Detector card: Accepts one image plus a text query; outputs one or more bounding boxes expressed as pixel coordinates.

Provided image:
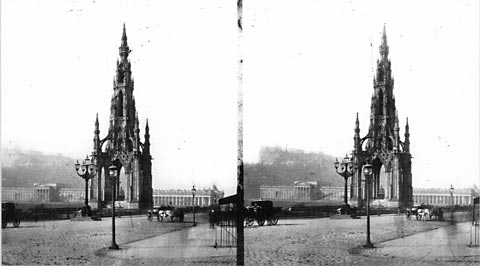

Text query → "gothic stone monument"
[90,25,153,210]
[349,26,413,210]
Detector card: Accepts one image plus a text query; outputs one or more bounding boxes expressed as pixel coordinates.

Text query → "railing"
[214,211,237,248]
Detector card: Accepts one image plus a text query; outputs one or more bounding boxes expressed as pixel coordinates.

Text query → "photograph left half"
[1,1,238,265]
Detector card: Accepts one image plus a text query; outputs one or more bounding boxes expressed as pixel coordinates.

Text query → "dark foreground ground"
[2,212,478,265]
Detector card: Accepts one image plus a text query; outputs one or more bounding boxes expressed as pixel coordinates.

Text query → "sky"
[1,0,479,195]
[1,0,238,195]
[243,0,479,190]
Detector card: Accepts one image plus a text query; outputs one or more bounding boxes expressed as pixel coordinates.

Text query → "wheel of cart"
[12,219,20,228]
[245,217,255,227]
[256,218,265,226]
[268,214,279,225]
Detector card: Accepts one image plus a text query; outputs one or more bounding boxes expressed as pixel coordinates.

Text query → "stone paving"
[2,213,479,265]
[241,215,479,266]
[96,213,479,265]
[1,215,191,265]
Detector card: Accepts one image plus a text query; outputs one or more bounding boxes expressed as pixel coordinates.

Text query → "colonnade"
[153,195,211,207]
[414,194,472,206]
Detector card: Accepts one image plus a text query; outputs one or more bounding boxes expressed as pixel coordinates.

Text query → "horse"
[416,207,431,220]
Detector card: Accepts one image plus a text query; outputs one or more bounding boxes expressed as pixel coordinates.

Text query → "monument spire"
[350,26,412,209]
[91,24,153,210]
[119,23,130,60]
[379,24,389,59]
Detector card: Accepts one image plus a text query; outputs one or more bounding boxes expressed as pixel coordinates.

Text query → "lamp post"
[74,155,98,217]
[363,163,374,248]
[192,185,197,226]
[449,184,454,225]
[334,154,358,209]
[108,165,119,250]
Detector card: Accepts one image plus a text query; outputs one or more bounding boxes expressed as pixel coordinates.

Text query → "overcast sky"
[243,0,479,190]
[1,0,238,194]
[2,0,479,195]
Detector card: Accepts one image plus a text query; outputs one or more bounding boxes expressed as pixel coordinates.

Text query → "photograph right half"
[240,0,480,264]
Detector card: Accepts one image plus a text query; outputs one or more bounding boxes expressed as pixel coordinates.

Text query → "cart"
[2,203,21,228]
[245,200,281,226]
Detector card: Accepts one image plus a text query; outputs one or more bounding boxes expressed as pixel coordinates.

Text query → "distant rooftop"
[413,187,479,195]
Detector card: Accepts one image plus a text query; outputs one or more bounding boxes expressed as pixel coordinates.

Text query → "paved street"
[2,213,478,265]
[96,214,479,265]
[1,215,191,265]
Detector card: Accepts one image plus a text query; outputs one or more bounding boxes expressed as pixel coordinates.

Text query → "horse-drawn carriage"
[2,203,22,228]
[147,205,185,222]
[406,204,443,221]
[245,200,281,226]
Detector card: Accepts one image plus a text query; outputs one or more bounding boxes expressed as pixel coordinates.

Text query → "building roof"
[413,187,478,195]
[153,186,223,196]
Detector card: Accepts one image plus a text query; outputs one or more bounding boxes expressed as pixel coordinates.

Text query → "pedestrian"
[209,208,215,228]
[394,214,405,238]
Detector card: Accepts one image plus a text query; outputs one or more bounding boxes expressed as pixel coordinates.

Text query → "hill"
[245,146,344,200]
[1,148,84,188]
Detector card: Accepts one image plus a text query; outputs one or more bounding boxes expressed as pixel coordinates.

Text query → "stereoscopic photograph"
[1,0,479,265]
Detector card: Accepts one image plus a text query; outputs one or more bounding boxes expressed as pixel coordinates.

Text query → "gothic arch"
[117,90,123,117]
[118,166,127,201]
[126,139,133,152]
[378,165,387,199]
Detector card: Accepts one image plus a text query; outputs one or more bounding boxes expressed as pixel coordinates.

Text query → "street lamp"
[449,184,454,225]
[363,162,374,248]
[192,185,197,226]
[74,155,98,216]
[108,165,119,250]
[334,154,358,210]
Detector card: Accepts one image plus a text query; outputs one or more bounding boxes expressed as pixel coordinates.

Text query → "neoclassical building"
[90,25,153,210]
[260,181,344,202]
[413,188,478,207]
[349,26,413,209]
[152,186,224,208]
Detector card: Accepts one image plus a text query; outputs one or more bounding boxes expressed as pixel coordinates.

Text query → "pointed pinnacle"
[394,111,399,128]
[379,24,389,58]
[122,23,127,41]
[94,113,100,133]
[382,24,387,45]
[95,113,99,126]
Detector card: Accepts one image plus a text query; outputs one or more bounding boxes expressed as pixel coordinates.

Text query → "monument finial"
[119,24,130,59]
[379,24,389,59]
